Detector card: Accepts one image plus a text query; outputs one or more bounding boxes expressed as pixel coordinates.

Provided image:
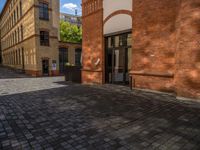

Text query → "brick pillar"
[175,0,200,99]
[82,0,104,84]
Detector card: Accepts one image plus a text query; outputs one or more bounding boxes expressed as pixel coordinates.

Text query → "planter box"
[65,66,82,83]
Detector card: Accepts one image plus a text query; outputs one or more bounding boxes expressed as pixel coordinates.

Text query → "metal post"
[129,75,133,90]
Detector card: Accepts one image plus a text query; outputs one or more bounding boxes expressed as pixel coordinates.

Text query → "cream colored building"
[0,0,60,76]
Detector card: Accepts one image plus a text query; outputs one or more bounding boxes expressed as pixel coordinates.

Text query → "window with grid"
[75,48,82,66]
[40,31,49,46]
[39,2,49,20]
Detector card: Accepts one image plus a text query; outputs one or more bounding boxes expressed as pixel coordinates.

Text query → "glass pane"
[119,35,123,46]
[108,37,112,48]
[114,49,124,82]
[108,51,112,67]
[127,48,132,70]
[127,34,132,46]
[115,36,119,47]
[75,49,82,66]
[59,48,68,73]
[122,34,127,46]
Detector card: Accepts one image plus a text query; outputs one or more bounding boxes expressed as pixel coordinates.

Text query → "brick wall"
[174,0,200,98]
[131,0,180,93]
[82,0,200,99]
[82,0,104,84]
[131,0,200,99]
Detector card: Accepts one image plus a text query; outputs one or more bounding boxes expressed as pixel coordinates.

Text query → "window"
[18,27,20,42]
[59,48,68,74]
[12,32,14,45]
[75,48,82,66]
[16,6,19,21]
[21,25,23,40]
[18,49,21,65]
[16,50,18,65]
[15,30,17,43]
[40,31,49,46]
[119,34,128,46]
[14,10,16,23]
[20,1,22,17]
[39,2,49,20]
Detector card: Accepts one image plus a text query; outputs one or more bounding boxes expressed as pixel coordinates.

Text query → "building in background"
[81,0,200,99]
[60,13,82,27]
[59,12,82,68]
[0,0,60,76]
[58,41,82,74]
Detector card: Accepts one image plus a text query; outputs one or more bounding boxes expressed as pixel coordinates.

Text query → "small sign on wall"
[52,60,57,71]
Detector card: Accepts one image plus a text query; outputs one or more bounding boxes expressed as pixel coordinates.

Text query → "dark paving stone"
[0,66,200,149]
[0,66,29,79]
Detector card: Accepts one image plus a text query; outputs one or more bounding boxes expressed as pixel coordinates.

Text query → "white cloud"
[61,2,82,15]
[62,3,78,10]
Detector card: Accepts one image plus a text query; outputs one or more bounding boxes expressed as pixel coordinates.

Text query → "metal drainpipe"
[129,75,135,90]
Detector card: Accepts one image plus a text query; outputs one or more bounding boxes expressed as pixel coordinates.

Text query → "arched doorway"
[104,13,132,84]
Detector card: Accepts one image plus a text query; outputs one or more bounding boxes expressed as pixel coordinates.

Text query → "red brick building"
[81,0,200,99]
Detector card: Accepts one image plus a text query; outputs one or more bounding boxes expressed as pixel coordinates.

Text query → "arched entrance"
[104,13,132,84]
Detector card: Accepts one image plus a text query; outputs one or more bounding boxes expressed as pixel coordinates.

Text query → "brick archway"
[103,10,132,25]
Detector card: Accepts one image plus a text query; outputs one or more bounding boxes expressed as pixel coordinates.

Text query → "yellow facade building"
[0,0,60,76]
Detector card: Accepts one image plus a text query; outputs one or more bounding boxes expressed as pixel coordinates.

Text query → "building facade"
[82,0,200,99]
[60,13,82,27]
[0,0,60,76]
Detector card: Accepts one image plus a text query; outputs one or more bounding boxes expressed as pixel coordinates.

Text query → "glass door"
[106,48,128,84]
[105,32,132,85]
[106,48,113,83]
[113,48,126,84]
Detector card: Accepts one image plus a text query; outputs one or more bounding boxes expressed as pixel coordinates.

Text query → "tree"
[60,20,82,43]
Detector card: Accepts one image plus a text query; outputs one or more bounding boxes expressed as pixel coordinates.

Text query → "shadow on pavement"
[0,66,30,79]
[0,84,200,149]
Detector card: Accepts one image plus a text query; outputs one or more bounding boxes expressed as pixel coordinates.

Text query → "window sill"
[39,18,49,21]
[40,45,50,47]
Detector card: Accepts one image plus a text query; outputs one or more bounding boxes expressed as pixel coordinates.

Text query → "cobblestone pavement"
[0,67,200,150]
[0,66,29,79]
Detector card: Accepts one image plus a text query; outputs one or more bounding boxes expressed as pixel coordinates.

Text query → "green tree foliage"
[60,20,82,43]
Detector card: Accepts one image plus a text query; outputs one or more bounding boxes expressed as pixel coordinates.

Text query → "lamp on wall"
[94,58,100,66]
[91,56,101,68]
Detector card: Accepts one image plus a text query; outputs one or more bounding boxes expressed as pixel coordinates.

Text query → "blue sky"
[0,0,6,12]
[60,0,82,15]
[0,0,82,15]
